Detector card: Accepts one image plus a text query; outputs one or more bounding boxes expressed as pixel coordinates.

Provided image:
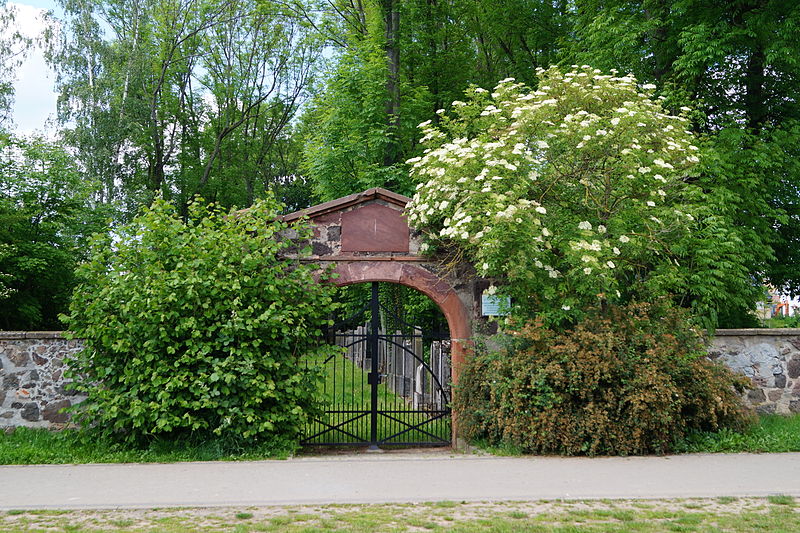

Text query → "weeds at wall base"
[676,414,800,454]
[0,427,296,465]
[3,413,799,465]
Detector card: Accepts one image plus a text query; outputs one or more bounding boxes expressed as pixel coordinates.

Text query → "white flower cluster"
[405,65,704,304]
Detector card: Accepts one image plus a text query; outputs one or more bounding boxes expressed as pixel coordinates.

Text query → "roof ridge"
[282,188,410,222]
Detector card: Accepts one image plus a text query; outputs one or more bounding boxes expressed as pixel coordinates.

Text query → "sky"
[7,0,61,135]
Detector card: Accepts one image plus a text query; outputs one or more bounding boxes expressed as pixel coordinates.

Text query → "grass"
[3,413,798,465]
[305,354,451,446]
[0,427,295,465]
[762,316,800,328]
[677,414,800,453]
[767,495,796,506]
[469,414,800,457]
[0,498,799,532]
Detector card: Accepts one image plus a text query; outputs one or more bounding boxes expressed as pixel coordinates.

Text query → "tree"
[301,0,800,316]
[0,0,32,127]
[0,133,109,330]
[299,0,478,201]
[406,66,765,327]
[458,0,569,87]
[47,0,321,216]
[64,196,338,443]
[566,0,800,300]
[301,38,414,200]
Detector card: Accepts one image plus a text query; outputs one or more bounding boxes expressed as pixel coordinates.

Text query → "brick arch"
[329,261,471,445]
[330,261,472,343]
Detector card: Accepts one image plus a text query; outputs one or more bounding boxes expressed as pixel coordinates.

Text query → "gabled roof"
[282,188,411,222]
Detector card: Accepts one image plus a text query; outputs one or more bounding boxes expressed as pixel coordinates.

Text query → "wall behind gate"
[2,329,799,429]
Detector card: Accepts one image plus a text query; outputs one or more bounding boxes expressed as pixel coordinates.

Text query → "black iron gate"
[302,282,452,448]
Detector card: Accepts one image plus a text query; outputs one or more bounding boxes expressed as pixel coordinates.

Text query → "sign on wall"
[481,293,510,316]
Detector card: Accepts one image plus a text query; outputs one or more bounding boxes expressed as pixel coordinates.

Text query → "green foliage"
[0,0,31,127]
[331,282,447,335]
[764,315,800,329]
[299,0,485,202]
[302,40,413,201]
[757,314,800,328]
[566,0,800,299]
[0,133,109,329]
[456,301,753,456]
[63,196,338,444]
[759,122,800,297]
[47,0,319,216]
[407,67,761,327]
[0,427,295,464]
[678,414,800,454]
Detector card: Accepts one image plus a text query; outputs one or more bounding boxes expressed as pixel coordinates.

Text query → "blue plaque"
[481,293,510,316]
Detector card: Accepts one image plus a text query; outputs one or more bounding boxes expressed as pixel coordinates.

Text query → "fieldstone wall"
[2,328,799,429]
[710,329,800,415]
[0,332,85,429]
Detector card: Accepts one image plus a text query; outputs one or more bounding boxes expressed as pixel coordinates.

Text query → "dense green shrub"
[456,301,753,455]
[64,196,338,445]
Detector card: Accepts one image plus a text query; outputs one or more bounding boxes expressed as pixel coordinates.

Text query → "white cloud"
[7,2,59,136]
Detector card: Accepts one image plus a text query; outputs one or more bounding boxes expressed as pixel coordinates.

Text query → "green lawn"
[0,405,797,465]
[0,497,797,532]
[304,354,451,446]
[0,427,295,465]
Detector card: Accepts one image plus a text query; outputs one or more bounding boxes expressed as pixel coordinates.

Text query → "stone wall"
[0,332,85,429]
[2,328,800,430]
[710,329,800,415]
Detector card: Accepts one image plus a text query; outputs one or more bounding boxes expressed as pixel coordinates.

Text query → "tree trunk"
[382,0,400,168]
[744,45,767,133]
[643,0,674,83]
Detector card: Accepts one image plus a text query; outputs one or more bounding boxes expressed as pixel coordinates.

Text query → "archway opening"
[302,281,452,448]
[332,281,448,334]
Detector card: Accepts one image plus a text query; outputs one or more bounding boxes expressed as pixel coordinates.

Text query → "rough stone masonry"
[1,329,800,429]
[710,329,800,415]
[0,332,85,429]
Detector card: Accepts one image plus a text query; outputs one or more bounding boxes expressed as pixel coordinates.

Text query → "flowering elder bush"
[406,65,747,324]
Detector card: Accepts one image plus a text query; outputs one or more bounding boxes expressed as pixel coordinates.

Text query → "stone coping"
[714,328,800,336]
[0,331,66,340]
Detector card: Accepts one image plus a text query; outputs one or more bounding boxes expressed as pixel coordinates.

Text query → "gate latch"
[368,372,382,385]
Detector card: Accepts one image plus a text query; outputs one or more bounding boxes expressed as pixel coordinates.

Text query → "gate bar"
[369,281,380,450]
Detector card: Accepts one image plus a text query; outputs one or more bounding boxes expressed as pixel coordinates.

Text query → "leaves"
[63,195,338,444]
[0,133,110,329]
[406,67,754,327]
[456,301,753,456]
[47,0,320,217]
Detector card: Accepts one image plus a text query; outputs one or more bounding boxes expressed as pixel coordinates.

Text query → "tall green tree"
[565,0,800,309]
[47,0,321,217]
[300,0,479,200]
[0,133,109,329]
[0,0,32,127]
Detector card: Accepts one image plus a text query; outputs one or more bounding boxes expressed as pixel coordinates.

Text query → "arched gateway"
[282,188,485,448]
